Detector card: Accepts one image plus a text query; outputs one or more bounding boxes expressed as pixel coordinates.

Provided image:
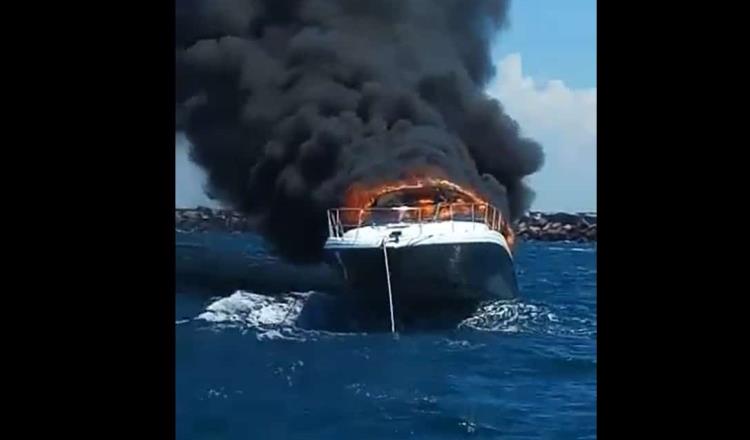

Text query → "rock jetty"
[176,207,256,232]
[515,212,596,242]
[176,208,596,242]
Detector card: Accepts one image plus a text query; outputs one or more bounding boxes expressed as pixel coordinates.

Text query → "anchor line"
[381,238,396,333]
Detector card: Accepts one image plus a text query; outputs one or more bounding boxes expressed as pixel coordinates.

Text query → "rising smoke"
[176,0,544,262]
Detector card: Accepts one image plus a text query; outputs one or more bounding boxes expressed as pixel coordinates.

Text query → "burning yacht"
[323,178,519,327]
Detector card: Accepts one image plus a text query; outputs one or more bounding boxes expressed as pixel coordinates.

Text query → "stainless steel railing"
[326,203,507,238]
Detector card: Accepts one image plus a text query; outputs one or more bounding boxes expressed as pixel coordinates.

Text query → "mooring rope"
[382,238,396,333]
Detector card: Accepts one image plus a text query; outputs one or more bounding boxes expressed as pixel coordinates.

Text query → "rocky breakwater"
[515,212,596,242]
[176,207,256,233]
[176,208,596,242]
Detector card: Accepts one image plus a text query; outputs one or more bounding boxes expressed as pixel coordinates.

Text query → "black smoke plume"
[176,0,544,262]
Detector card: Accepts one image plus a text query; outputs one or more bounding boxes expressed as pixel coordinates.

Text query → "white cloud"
[486,53,596,212]
[175,132,223,209]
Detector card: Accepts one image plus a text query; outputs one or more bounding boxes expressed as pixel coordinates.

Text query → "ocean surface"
[176,239,597,439]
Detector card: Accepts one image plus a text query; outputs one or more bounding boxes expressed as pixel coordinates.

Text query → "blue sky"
[487,0,597,212]
[495,0,596,89]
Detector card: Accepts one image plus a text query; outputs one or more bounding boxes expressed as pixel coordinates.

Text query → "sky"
[487,0,597,212]
[176,132,221,209]
[176,0,597,212]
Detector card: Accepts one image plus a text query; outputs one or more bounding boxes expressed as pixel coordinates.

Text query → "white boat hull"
[323,221,519,309]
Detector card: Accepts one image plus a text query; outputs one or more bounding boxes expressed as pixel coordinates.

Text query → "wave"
[194,290,312,340]
[544,246,596,252]
[458,300,595,337]
[458,301,555,333]
[185,289,595,341]
[192,290,371,340]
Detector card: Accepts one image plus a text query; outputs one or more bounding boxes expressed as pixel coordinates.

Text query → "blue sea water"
[176,240,596,439]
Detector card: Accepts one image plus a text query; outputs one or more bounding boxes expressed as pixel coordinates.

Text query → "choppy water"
[176,240,596,439]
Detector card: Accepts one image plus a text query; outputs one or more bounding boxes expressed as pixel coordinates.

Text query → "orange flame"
[340,170,515,248]
[343,176,484,211]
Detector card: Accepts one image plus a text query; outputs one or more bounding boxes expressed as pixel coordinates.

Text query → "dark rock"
[545,212,581,224]
[512,211,596,242]
[582,214,597,225]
